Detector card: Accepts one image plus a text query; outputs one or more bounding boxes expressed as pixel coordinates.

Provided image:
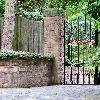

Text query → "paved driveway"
[0,85,100,100]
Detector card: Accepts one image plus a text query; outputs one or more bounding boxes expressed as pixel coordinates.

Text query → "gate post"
[94,66,99,85]
[43,9,64,84]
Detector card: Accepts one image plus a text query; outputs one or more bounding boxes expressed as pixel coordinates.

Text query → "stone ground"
[0,85,100,100]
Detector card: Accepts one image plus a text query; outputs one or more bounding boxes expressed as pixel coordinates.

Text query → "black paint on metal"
[94,66,99,85]
[95,29,98,47]
[63,14,99,85]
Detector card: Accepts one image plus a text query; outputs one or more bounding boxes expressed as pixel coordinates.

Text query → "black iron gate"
[63,15,100,85]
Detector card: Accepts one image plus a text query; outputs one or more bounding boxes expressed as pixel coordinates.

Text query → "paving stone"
[0,85,100,100]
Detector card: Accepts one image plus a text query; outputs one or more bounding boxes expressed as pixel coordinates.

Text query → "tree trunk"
[1,0,16,50]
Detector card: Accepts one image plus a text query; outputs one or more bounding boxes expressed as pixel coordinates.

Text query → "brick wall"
[62,66,94,84]
[0,59,55,88]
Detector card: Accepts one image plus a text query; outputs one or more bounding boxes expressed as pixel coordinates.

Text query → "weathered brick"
[0,59,55,88]
[44,16,64,84]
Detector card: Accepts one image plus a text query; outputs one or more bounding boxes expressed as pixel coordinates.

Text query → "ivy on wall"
[0,49,54,60]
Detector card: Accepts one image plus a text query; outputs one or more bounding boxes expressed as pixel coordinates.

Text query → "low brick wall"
[61,66,94,84]
[0,59,56,88]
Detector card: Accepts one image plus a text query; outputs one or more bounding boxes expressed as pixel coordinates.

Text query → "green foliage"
[0,0,5,17]
[44,0,80,9]
[88,47,100,67]
[87,1,100,21]
[17,8,43,20]
[16,0,43,20]
[86,1,100,29]
[0,49,54,60]
[85,47,100,74]
[1,0,99,22]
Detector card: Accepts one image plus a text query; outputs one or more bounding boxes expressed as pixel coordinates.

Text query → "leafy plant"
[0,49,54,60]
[16,0,43,20]
[87,47,100,72]
[0,0,5,17]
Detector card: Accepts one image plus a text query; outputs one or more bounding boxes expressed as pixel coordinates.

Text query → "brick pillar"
[44,15,64,84]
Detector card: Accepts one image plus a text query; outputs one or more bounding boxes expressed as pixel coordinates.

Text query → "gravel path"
[0,85,100,100]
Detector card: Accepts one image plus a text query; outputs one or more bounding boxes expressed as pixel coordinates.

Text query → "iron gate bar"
[71,21,73,61]
[70,67,73,84]
[71,45,73,61]
[32,18,34,52]
[83,66,85,84]
[77,17,80,63]
[77,66,79,84]
[88,74,90,84]
[68,36,71,60]
[90,19,91,42]
[27,19,30,52]
[98,72,100,84]
[94,66,99,84]
[95,29,98,47]
[85,14,86,34]
[77,17,80,84]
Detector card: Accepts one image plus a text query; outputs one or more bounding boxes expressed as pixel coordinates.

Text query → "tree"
[1,0,16,49]
[18,0,99,21]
